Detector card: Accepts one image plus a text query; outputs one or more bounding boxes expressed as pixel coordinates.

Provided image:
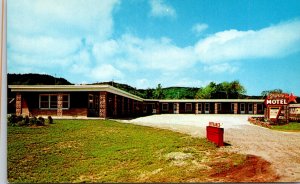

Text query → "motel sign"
[264,93,297,123]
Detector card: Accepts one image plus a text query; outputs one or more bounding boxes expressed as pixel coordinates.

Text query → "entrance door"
[88,93,99,117]
[205,103,210,114]
[198,103,202,114]
[240,103,245,114]
[248,103,253,114]
[173,103,178,114]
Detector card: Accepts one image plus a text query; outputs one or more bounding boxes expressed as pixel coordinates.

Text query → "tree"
[261,89,283,97]
[229,80,246,99]
[153,84,165,99]
[195,82,216,99]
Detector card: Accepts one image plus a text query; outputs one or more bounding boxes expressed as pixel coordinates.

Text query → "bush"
[8,115,48,127]
[7,114,18,126]
[23,116,30,126]
[37,117,45,126]
[48,116,53,124]
[29,116,37,126]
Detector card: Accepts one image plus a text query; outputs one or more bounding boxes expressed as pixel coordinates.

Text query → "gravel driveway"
[118,114,300,182]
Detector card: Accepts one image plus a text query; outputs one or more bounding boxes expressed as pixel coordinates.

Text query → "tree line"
[8,73,287,99]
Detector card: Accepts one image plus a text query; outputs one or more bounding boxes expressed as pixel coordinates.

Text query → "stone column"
[214,103,218,114]
[253,103,257,114]
[99,92,107,118]
[195,103,198,114]
[234,103,238,114]
[57,93,63,117]
[16,93,22,116]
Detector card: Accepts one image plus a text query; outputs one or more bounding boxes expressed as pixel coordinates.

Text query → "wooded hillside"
[8,73,263,99]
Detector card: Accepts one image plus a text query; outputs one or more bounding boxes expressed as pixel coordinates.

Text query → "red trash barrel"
[206,126,224,147]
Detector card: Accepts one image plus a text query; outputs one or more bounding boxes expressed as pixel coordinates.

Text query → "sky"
[7,0,300,96]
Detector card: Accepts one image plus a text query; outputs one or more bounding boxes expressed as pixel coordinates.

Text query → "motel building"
[8,85,265,118]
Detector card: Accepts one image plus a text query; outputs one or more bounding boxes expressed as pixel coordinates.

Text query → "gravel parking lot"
[118,114,300,182]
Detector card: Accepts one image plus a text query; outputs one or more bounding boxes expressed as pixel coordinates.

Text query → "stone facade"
[99,91,107,118]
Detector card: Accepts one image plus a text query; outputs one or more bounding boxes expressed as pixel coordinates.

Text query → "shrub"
[23,116,30,126]
[29,116,38,126]
[7,114,18,126]
[48,116,53,124]
[37,117,45,126]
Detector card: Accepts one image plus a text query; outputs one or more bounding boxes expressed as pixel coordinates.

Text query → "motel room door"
[205,103,210,114]
[88,93,99,117]
[240,103,245,114]
[248,103,253,114]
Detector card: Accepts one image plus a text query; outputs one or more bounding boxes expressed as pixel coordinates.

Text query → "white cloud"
[90,64,124,81]
[204,63,238,74]
[119,34,197,71]
[149,0,176,18]
[194,20,300,63]
[8,0,120,41]
[192,23,208,35]
[93,40,120,63]
[9,35,81,58]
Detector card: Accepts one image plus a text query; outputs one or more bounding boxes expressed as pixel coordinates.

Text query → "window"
[185,103,192,112]
[50,95,57,108]
[198,103,202,112]
[62,95,70,109]
[240,103,245,112]
[40,95,49,109]
[39,94,69,109]
[248,103,253,112]
[162,103,169,111]
[205,103,210,113]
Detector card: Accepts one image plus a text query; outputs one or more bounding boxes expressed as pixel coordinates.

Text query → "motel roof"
[9,85,265,103]
[8,85,144,102]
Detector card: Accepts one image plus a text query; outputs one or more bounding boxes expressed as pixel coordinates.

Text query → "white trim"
[205,103,210,114]
[9,85,143,102]
[198,103,202,113]
[248,103,253,114]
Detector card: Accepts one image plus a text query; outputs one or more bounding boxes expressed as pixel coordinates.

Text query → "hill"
[8,73,72,85]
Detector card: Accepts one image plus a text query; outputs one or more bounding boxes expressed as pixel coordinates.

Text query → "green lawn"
[271,122,300,132]
[8,119,245,183]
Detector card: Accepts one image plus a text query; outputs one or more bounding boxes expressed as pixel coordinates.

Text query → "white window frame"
[205,103,210,113]
[185,103,192,112]
[162,103,169,111]
[39,94,70,110]
[248,103,253,113]
[240,103,245,114]
[62,94,70,109]
[198,103,202,113]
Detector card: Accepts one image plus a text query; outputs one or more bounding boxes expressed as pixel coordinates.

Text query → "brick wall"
[31,108,88,117]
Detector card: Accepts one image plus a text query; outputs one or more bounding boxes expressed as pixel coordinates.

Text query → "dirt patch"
[211,155,280,182]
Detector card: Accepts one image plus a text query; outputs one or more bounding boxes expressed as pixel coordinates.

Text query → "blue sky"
[7,0,300,96]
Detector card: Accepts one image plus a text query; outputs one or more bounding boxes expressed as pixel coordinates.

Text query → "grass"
[270,122,300,132]
[8,119,246,183]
